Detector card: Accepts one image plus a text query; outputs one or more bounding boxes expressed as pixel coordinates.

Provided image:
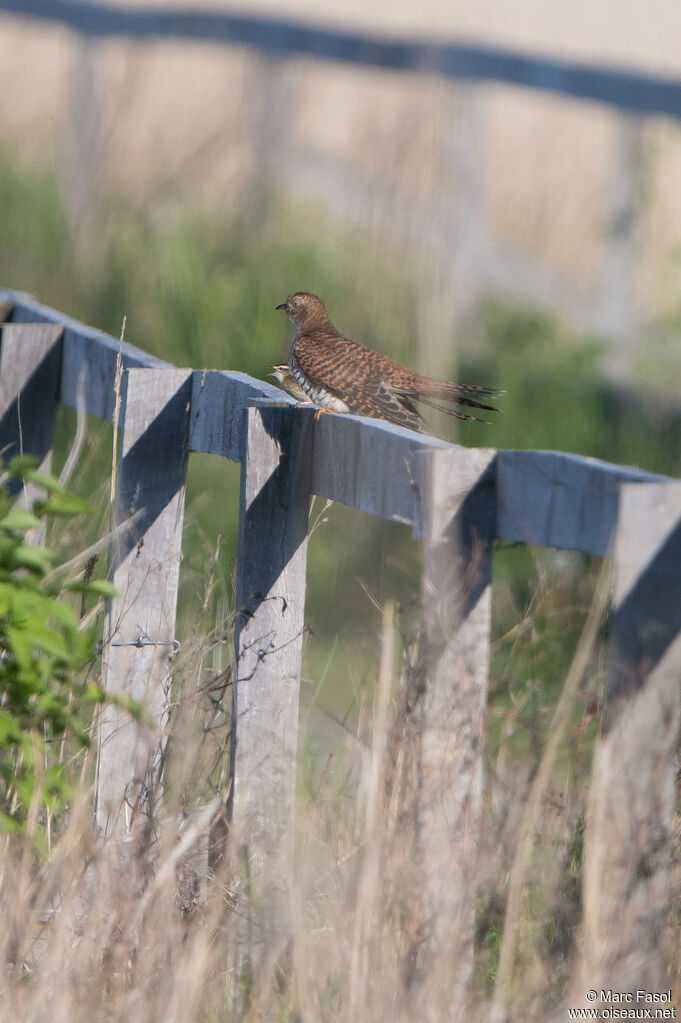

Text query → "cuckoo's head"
[276,292,332,331]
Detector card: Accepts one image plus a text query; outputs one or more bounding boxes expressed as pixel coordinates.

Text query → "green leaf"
[0,710,24,745]
[41,763,68,801]
[33,493,93,518]
[0,534,22,561]
[8,546,57,576]
[7,586,46,623]
[45,599,78,632]
[64,579,118,598]
[7,454,41,477]
[21,469,66,495]
[0,464,140,847]
[0,509,41,533]
[0,580,15,614]
[5,624,35,671]
[28,625,68,661]
[0,810,25,835]
[37,693,68,732]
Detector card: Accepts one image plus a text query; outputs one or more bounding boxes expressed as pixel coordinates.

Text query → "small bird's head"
[276,292,331,331]
[269,364,289,385]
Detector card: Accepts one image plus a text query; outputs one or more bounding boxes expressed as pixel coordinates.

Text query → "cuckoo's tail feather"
[414,375,503,404]
[395,375,503,416]
[413,394,495,424]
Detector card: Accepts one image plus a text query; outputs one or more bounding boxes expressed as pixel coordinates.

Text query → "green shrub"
[0,456,119,839]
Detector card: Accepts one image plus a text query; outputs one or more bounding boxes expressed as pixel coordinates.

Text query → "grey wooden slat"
[95,368,192,837]
[306,407,448,528]
[60,326,166,421]
[230,405,312,884]
[189,376,447,525]
[0,290,169,420]
[3,1,681,120]
[188,369,295,462]
[408,446,496,1002]
[190,376,675,546]
[293,418,673,547]
[582,481,681,993]
[496,448,668,555]
[0,323,63,499]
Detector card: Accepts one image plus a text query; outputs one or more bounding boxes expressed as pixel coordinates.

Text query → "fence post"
[63,28,100,237]
[229,405,312,894]
[95,367,192,837]
[581,481,681,994]
[447,83,487,316]
[596,113,644,372]
[0,322,64,500]
[248,54,294,231]
[408,445,496,1004]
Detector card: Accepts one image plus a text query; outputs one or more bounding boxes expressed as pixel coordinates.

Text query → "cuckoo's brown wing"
[291,333,435,433]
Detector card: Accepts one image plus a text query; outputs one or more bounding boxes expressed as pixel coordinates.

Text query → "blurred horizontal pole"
[2,0,681,120]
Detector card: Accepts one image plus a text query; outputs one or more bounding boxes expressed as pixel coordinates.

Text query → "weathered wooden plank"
[188,369,294,462]
[0,323,63,498]
[230,405,312,884]
[0,290,169,420]
[310,424,672,546]
[406,445,496,1004]
[581,482,681,994]
[189,374,447,522]
[308,407,449,526]
[6,2,681,120]
[496,448,668,555]
[189,377,447,522]
[95,368,192,837]
[60,325,168,421]
[191,378,674,546]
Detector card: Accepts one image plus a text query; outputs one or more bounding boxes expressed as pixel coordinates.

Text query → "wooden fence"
[1,289,680,1002]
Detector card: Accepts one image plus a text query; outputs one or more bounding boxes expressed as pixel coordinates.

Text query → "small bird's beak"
[275,302,287,310]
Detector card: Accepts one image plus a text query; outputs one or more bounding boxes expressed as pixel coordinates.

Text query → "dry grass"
[0,397,679,1021]
[1,551,679,1023]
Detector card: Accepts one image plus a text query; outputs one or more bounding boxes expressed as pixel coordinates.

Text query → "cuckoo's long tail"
[404,375,503,416]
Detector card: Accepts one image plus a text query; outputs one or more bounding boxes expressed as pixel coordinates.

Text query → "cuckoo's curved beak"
[275,302,287,310]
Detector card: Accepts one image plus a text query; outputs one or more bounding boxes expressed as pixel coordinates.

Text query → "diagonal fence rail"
[1,288,679,1005]
[3,0,681,119]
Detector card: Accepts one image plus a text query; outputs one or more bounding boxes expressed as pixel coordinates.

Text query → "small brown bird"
[275,292,501,434]
[269,364,311,403]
